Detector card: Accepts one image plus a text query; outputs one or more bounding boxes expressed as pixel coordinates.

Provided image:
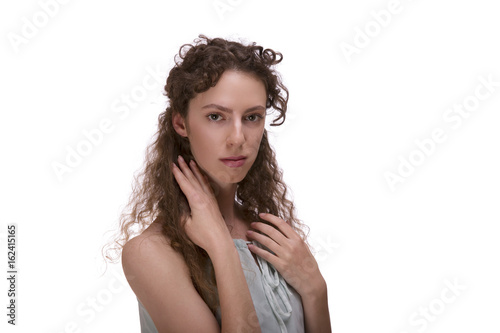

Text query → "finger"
[188,159,213,195]
[172,162,196,198]
[249,222,288,247]
[246,229,282,257]
[177,155,196,183]
[247,243,281,268]
[258,213,297,239]
[176,155,203,190]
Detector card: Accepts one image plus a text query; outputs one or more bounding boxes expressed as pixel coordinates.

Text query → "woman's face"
[173,70,267,187]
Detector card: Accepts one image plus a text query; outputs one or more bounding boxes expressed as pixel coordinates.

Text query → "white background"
[1,0,499,332]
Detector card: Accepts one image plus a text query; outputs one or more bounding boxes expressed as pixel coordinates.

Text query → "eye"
[247,114,264,122]
[207,113,223,122]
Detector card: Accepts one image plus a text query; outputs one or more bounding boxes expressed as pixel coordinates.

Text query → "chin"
[221,173,247,185]
[208,170,248,188]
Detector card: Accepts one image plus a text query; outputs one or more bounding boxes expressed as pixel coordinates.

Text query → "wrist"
[205,235,237,259]
[301,274,327,301]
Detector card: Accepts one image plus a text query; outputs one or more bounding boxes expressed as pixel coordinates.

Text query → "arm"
[207,237,262,332]
[301,276,331,333]
[122,232,219,332]
[122,230,261,333]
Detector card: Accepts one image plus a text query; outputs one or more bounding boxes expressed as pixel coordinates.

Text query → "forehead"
[189,70,267,111]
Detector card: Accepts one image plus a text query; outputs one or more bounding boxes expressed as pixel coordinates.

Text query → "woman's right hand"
[172,155,231,253]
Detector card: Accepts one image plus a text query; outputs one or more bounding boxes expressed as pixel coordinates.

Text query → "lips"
[221,155,246,161]
[220,156,247,168]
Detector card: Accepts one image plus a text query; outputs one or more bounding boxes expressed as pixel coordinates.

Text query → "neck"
[215,184,238,224]
[210,181,244,230]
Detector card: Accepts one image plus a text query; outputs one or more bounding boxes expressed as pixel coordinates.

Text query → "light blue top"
[138,238,305,332]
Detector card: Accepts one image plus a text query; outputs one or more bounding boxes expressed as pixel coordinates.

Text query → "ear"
[172,112,188,138]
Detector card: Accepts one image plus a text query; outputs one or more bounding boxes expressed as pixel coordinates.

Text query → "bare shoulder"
[121,219,219,332]
[122,220,186,273]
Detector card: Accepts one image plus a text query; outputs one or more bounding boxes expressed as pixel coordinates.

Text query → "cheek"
[247,132,265,162]
[253,128,265,148]
[188,127,218,165]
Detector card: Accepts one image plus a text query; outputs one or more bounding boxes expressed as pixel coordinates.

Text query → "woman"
[102,35,331,332]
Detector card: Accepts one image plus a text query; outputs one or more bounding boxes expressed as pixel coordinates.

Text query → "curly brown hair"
[101,34,309,315]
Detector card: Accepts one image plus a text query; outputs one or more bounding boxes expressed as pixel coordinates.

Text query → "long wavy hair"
[102,34,309,315]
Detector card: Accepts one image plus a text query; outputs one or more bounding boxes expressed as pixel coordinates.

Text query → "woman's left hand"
[246,213,325,298]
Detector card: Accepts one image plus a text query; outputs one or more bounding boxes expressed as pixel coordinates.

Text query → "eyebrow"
[201,103,266,113]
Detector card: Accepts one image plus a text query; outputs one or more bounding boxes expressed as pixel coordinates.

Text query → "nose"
[226,119,245,146]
